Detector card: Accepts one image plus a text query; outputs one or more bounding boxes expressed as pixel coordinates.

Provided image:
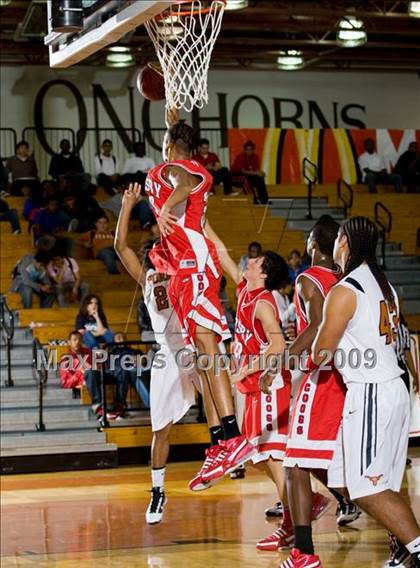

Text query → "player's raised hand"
[158,205,178,236]
[122,183,142,208]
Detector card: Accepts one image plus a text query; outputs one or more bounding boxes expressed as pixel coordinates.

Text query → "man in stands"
[358,138,403,193]
[122,142,155,189]
[6,141,39,196]
[192,138,236,196]
[394,141,420,193]
[10,250,55,308]
[49,139,91,194]
[95,139,121,195]
[288,249,309,284]
[32,196,73,256]
[238,241,262,273]
[231,140,268,204]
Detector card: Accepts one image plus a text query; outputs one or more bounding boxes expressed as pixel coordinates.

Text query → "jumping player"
[115,184,200,524]
[280,216,360,567]
[312,216,420,568]
[144,112,254,489]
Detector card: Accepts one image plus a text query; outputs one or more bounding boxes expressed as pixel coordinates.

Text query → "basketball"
[136,64,165,101]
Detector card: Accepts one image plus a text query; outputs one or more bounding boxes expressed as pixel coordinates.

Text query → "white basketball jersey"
[336,264,401,384]
[144,269,185,352]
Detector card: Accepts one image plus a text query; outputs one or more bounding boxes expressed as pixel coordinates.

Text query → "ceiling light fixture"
[408,1,420,16]
[109,45,131,53]
[106,52,135,67]
[225,0,249,10]
[277,50,304,70]
[336,16,367,47]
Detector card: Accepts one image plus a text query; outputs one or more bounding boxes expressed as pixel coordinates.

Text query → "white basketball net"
[145,1,226,112]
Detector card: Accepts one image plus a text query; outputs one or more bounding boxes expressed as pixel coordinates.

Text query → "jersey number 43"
[378,300,399,345]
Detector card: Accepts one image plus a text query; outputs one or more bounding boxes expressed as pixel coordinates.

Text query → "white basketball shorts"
[328,378,410,500]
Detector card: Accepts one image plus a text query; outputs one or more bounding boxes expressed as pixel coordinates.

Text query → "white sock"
[151,467,165,489]
[406,535,420,555]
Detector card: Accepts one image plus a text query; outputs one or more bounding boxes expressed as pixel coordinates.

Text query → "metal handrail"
[32,338,48,431]
[0,295,15,387]
[302,158,318,220]
[337,178,354,218]
[374,201,393,269]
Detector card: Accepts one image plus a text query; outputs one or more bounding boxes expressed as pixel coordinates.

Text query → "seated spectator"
[32,196,73,256]
[358,138,403,193]
[238,241,262,273]
[0,198,21,234]
[10,250,55,308]
[59,330,91,398]
[273,278,296,341]
[287,249,309,284]
[76,294,114,349]
[193,138,237,196]
[23,190,45,222]
[122,142,155,190]
[6,141,39,196]
[0,159,9,196]
[47,253,89,308]
[101,187,155,231]
[81,214,120,274]
[394,141,420,193]
[49,139,91,194]
[61,194,100,233]
[231,141,268,204]
[95,139,121,195]
[107,332,151,413]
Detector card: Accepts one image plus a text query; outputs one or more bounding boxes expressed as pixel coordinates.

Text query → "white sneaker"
[146,487,167,524]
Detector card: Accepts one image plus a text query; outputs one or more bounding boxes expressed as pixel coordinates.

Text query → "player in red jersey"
[280,216,360,568]
[144,111,254,490]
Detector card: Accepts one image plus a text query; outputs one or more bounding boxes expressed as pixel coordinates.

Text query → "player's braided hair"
[341,216,395,307]
[262,251,289,291]
[168,120,196,154]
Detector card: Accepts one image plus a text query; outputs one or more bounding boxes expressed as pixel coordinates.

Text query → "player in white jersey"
[115,184,199,526]
[311,216,420,568]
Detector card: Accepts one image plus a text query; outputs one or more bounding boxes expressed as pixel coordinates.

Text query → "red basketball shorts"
[242,383,291,464]
[168,270,231,349]
[284,366,346,470]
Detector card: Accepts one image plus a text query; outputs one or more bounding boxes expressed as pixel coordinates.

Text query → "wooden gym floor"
[1,451,419,568]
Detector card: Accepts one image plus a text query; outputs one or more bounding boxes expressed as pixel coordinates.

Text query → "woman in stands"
[75,294,114,349]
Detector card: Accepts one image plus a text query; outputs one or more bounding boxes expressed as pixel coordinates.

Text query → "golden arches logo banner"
[227,129,420,184]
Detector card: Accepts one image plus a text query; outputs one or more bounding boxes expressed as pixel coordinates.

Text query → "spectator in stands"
[0,198,21,234]
[10,250,55,308]
[122,142,155,190]
[49,139,91,194]
[193,138,236,196]
[81,214,120,274]
[60,194,99,233]
[273,277,296,341]
[394,141,420,193]
[47,253,89,307]
[6,141,39,196]
[100,187,155,231]
[76,294,114,349]
[287,249,309,284]
[95,139,121,195]
[59,330,91,399]
[238,241,262,273]
[107,332,151,412]
[231,141,268,204]
[358,138,403,193]
[32,196,73,256]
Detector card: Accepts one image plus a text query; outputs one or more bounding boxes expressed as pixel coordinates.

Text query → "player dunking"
[144,111,254,489]
[115,184,201,524]
[311,216,420,568]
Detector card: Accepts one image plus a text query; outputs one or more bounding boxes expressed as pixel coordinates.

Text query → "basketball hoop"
[145,0,226,112]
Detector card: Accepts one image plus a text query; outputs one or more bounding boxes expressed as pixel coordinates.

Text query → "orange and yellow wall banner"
[227,128,420,184]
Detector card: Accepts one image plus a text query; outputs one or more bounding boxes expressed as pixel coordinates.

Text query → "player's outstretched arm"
[204,221,241,284]
[311,285,356,367]
[114,183,146,288]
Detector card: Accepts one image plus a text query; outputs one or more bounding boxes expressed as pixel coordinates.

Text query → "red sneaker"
[257,525,294,551]
[279,548,322,567]
[202,435,255,483]
[311,492,330,521]
[188,445,225,491]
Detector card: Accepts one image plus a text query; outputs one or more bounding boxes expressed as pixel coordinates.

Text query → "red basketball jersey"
[145,159,220,277]
[294,266,339,334]
[233,280,288,394]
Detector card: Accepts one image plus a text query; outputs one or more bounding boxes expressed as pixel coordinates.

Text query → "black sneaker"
[336,500,361,526]
[264,501,284,517]
[145,487,167,525]
[384,534,413,567]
